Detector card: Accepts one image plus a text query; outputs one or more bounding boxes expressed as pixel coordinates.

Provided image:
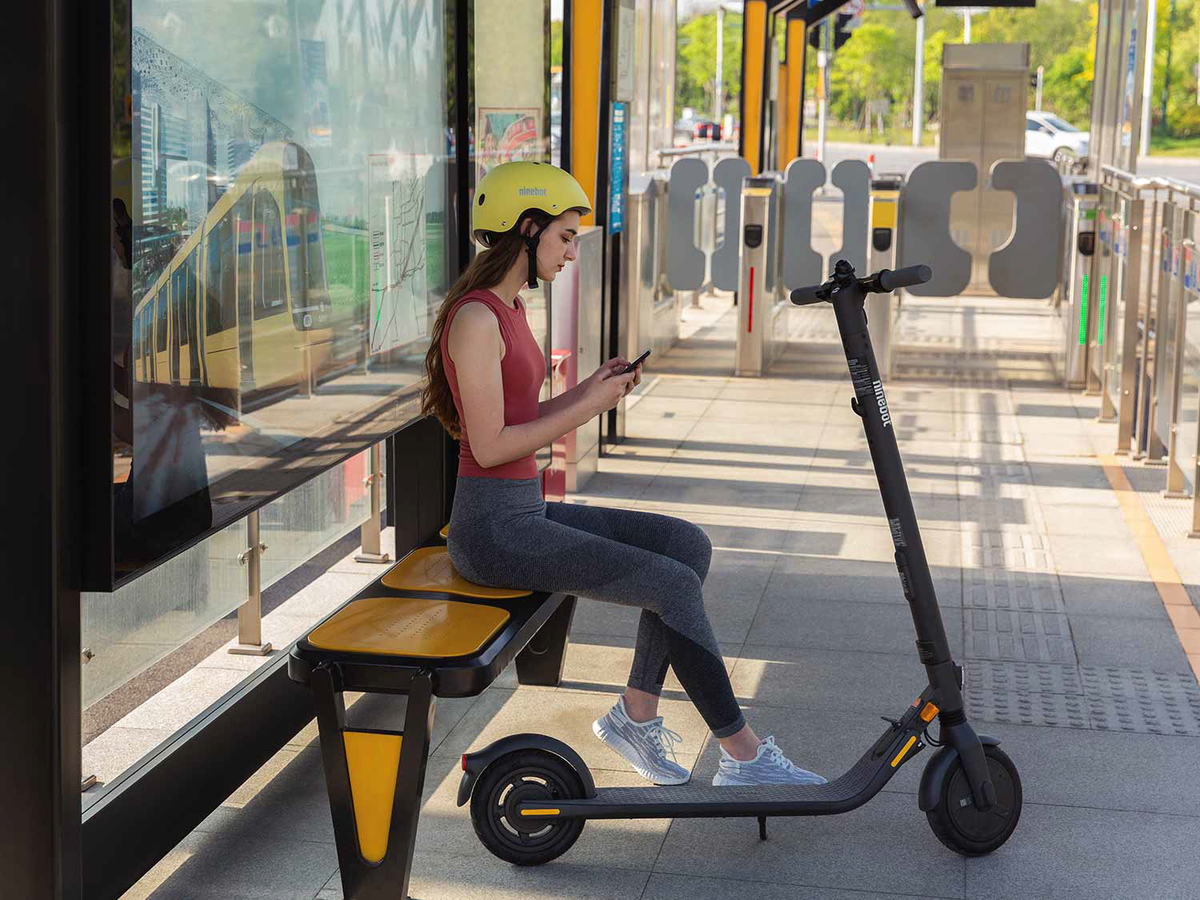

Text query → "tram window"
[186,248,199,345]
[285,170,326,327]
[132,314,141,372]
[156,286,168,353]
[173,267,187,346]
[143,308,153,372]
[253,190,287,320]
[206,214,236,336]
[205,226,222,335]
[236,196,252,320]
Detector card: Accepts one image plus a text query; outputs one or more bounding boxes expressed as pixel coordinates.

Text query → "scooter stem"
[826,263,997,811]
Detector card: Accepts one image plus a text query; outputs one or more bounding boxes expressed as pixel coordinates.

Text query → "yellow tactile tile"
[1099,456,1200,684]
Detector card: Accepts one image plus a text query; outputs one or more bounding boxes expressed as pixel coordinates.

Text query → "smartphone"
[621,349,651,375]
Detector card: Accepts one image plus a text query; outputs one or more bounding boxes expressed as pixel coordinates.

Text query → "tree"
[676,11,743,118]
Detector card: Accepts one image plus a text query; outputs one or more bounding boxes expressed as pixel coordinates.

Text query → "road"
[814,140,1199,182]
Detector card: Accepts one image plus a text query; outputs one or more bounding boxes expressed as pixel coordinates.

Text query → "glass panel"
[551,0,564,168]
[82,447,381,800]
[259,448,375,590]
[81,516,248,710]
[116,0,450,585]
[473,0,552,467]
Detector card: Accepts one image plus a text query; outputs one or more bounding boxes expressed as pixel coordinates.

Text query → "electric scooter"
[457,261,1022,863]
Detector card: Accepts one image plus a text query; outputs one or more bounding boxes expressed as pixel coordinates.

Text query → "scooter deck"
[519,728,923,820]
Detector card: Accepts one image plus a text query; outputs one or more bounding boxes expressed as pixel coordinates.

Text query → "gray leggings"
[447,476,746,738]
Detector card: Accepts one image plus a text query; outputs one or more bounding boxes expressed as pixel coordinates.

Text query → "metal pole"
[964,8,971,44]
[1141,0,1157,158]
[715,5,725,125]
[229,510,273,656]
[355,442,391,563]
[913,7,925,147]
[1035,65,1044,111]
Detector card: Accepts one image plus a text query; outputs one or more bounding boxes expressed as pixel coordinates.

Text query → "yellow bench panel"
[439,524,449,539]
[307,596,511,658]
[343,730,402,863]
[381,547,531,599]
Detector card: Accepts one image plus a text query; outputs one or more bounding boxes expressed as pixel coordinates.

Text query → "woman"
[422,161,824,788]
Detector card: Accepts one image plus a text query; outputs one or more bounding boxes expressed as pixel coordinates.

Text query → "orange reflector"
[520,808,560,816]
[920,702,939,722]
[461,754,467,772]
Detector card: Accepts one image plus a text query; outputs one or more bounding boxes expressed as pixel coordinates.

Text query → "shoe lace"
[646,723,684,765]
[761,737,799,773]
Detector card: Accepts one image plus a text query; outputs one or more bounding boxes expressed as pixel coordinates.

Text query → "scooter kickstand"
[758,816,768,841]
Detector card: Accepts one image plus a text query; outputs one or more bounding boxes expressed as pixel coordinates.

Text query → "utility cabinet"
[939,43,1030,294]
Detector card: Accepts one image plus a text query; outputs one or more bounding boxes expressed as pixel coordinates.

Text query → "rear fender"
[457,733,597,807]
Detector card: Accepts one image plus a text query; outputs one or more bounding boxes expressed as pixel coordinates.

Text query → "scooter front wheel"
[470,749,586,866]
[925,744,1022,856]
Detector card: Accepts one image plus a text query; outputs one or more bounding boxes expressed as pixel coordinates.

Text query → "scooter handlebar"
[876,265,931,292]
[790,284,830,306]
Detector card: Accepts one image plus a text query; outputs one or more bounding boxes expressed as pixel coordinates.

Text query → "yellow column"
[741,0,767,175]
[571,0,604,226]
[785,15,806,168]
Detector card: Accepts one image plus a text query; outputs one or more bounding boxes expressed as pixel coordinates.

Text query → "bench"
[287,530,577,900]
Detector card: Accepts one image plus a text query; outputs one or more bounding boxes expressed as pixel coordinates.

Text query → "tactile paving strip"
[965,660,1084,695]
[1085,694,1200,736]
[964,608,1076,664]
[965,686,1091,729]
[1079,666,1200,698]
[962,661,1200,733]
[962,568,1065,614]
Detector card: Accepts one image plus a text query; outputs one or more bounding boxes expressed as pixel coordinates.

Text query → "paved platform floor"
[123,295,1200,900]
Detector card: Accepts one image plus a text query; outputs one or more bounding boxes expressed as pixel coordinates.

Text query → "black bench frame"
[288,536,577,900]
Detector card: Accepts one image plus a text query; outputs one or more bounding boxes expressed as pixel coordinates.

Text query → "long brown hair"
[421,209,553,438]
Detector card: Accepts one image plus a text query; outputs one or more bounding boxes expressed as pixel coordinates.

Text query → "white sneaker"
[712,736,828,787]
[592,696,691,786]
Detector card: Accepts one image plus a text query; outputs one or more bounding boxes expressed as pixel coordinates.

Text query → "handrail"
[656,142,739,159]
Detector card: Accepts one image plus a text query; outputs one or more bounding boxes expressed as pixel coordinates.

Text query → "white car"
[1025,111,1090,164]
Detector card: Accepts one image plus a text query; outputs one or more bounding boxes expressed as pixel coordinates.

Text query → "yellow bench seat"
[380,547,531,600]
[306,596,511,659]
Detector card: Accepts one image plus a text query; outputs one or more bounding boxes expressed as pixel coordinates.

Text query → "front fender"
[456,733,597,807]
[917,733,1001,812]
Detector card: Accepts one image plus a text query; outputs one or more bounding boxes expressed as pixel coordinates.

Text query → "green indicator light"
[1079,274,1089,345]
[1098,274,1108,346]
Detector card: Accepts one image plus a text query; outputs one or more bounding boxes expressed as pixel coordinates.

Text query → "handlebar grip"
[790,284,829,306]
[877,265,932,292]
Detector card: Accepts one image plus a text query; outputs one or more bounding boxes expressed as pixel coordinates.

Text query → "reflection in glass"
[115,1,449,583]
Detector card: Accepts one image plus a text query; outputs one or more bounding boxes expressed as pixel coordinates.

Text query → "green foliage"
[676,11,743,118]
[551,20,563,68]
[1149,0,1200,137]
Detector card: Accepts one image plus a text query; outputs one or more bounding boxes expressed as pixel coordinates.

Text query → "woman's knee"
[677,521,713,581]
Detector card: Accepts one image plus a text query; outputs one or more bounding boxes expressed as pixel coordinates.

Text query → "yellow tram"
[132,141,333,398]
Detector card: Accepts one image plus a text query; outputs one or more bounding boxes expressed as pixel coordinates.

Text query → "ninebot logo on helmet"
[519,187,548,196]
[873,380,892,427]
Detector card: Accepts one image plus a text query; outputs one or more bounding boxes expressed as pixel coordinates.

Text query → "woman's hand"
[581,358,637,417]
[586,357,643,397]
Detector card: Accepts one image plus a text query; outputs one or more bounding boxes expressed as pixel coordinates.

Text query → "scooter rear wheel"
[926,744,1022,856]
[470,750,586,866]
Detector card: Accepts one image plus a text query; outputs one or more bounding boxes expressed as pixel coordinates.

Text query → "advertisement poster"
[610,102,628,234]
[1120,27,1137,150]
[476,108,543,183]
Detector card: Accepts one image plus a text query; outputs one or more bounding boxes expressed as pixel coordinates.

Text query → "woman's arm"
[449,303,596,469]
[538,381,585,418]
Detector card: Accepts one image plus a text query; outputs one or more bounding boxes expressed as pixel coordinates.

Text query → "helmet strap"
[522,219,551,290]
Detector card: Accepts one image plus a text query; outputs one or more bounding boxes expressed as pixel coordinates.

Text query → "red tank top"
[441,289,545,479]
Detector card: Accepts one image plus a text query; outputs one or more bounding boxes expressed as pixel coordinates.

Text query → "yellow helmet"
[472,161,592,245]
